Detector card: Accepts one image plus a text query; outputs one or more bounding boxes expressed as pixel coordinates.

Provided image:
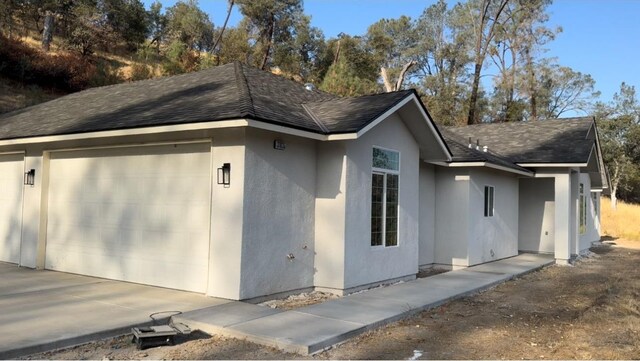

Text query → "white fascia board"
[356,94,452,161]
[0,118,363,147]
[430,161,533,177]
[245,119,327,140]
[355,96,413,137]
[0,150,26,156]
[517,163,588,167]
[0,119,250,146]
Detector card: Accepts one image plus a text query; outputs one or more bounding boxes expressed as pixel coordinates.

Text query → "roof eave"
[431,160,534,177]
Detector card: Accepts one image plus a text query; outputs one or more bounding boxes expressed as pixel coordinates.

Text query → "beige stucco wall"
[342,113,421,289]
[467,168,519,266]
[433,167,520,267]
[434,167,470,267]
[314,141,347,291]
[518,178,555,253]
[238,128,317,299]
[418,163,436,266]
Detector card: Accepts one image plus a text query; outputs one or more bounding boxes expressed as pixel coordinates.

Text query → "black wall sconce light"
[24,169,35,186]
[217,163,231,187]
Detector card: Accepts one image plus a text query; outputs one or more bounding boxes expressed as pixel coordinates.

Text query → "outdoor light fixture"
[217,163,231,187]
[24,169,35,186]
[273,139,286,150]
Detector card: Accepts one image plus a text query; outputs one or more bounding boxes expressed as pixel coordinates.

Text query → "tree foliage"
[595,83,640,206]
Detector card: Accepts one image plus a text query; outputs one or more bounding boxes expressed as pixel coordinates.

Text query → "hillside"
[0,31,164,115]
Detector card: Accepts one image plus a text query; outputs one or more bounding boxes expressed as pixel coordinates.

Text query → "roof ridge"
[301,103,330,134]
[234,62,256,117]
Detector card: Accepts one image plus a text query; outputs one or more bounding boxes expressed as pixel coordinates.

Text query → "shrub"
[130,63,154,81]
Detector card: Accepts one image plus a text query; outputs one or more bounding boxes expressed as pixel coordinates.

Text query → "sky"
[145,0,640,106]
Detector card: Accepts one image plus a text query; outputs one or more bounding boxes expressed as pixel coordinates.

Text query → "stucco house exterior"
[443,120,608,265]
[0,63,607,301]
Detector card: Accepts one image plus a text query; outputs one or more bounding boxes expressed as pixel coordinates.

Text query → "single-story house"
[0,62,608,301]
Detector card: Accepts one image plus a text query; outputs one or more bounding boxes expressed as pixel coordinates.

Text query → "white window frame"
[484,185,495,217]
[591,192,599,217]
[371,146,400,248]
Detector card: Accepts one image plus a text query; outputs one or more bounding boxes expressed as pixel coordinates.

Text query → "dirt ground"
[24,239,640,360]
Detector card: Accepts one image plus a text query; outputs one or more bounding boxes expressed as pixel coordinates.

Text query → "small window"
[591,192,599,216]
[484,186,494,217]
[371,147,400,247]
[579,184,586,234]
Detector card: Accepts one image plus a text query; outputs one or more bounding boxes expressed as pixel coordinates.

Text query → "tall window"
[484,186,495,217]
[579,183,586,234]
[592,192,599,216]
[371,147,399,247]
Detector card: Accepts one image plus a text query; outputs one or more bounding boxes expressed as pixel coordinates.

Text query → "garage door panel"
[46,143,211,293]
[0,153,24,264]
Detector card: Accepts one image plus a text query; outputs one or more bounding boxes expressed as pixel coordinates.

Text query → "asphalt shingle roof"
[0,62,414,141]
[438,127,533,174]
[446,117,596,164]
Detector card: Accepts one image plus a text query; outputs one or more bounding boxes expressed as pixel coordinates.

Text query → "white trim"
[370,146,401,248]
[357,96,413,137]
[430,161,533,177]
[517,163,588,167]
[408,96,452,161]
[0,150,26,156]
[45,139,212,154]
[0,120,249,146]
[356,94,452,161]
[327,133,358,141]
[245,119,329,140]
[0,118,361,146]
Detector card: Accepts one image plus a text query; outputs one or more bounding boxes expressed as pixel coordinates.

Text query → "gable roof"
[0,62,416,141]
[446,117,595,164]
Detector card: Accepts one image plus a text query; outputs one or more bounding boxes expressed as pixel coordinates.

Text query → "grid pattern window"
[484,186,495,217]
[579,184,586,234]
[371,147,400,247]
[591,192,599,216]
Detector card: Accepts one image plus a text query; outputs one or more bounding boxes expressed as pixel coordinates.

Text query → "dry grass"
[601,196,640,242]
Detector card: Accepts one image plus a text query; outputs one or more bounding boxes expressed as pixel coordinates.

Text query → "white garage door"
[0,153,24,264]
[45,143,211,293]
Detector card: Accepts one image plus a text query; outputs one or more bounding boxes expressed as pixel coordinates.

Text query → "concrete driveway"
[0,262,230,358]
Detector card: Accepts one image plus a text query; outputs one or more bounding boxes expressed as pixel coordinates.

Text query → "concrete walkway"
[0,263,229,359]
[174,253,555,355]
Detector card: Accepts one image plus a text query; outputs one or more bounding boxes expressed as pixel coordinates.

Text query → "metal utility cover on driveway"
[45,142,211,293]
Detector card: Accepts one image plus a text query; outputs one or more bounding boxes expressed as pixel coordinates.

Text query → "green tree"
[100,0,148,50]
[595,82,640,208]
[319,34,380,96]
[319,57,379,97]
[236,0,302,70]
[165,0,214,51]
[450,0,512,124]
[537,63,599,119]
[146,1,167,53]
[414,0,470,125]
[488,0,559,121]
[366,15,417,92]
[271,13,325,81]
[216,22,251,64]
